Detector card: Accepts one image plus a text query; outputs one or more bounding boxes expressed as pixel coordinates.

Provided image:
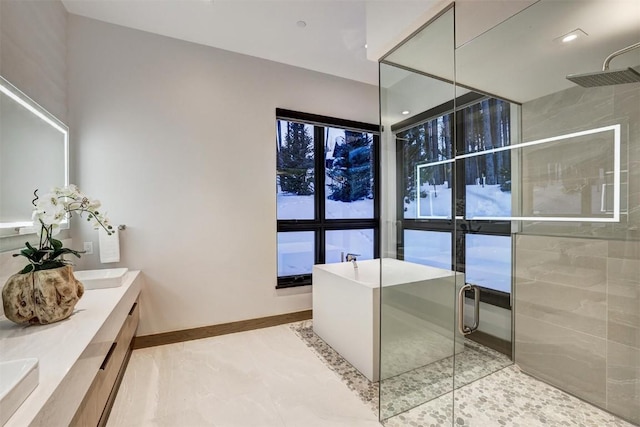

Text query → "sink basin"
[74,268,128,290]
[0,358,39,426]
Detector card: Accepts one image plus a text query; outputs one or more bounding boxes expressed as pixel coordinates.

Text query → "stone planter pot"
[2,265,84,325]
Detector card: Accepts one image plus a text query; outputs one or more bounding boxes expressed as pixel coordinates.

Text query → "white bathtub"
[313,258,464,382]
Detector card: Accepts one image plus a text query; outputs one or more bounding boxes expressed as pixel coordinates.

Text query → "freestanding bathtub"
[312,258,464,382]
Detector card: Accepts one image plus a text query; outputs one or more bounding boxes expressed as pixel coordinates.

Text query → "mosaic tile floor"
[290,321,637,427]
[379,333,512,419]
[383,365,636,427]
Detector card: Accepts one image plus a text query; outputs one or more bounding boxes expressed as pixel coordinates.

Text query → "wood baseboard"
[133,310,312,349]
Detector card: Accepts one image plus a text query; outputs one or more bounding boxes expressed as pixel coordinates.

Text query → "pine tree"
[327,131,372,202]
[481,99,496,185]
[278,122,314,195]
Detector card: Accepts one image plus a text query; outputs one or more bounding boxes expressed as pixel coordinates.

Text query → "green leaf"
[35,260,66,271]
[19,264,34,274]
[50,248,83,260]
[14,247,37,262]
[51,238,63,250]
[21,248,35,257]
[30,249,50,263]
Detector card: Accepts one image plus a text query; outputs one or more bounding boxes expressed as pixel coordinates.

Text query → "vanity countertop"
[0,270,141,427]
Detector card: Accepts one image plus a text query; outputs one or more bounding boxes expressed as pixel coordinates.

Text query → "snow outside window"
[277,232,315,277]
[277,120,315,220]
[465,234,511,293]
[324,127,375,219]
[403,230,451,270]
[325,229,374,264]
[396,97,513,303]
[276,111,379,287]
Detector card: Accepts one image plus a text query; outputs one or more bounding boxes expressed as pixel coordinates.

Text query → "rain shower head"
[566,67,640,87]
[566,41,640,87]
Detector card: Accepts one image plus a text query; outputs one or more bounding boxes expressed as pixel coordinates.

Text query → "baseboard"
[133,310,312,349]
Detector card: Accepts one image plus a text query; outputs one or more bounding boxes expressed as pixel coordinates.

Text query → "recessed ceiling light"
[554,28,587,44]
[297,20,307,28]
[364,44,368,49]
[402,110,410,115]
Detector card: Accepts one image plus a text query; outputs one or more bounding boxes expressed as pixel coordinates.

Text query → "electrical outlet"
[83,242,93,255]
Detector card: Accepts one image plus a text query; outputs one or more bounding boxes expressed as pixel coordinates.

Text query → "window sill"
[276,275,312,289]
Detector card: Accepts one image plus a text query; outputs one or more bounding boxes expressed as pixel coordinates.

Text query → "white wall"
[67,15,378,336]
[0,0,67,122]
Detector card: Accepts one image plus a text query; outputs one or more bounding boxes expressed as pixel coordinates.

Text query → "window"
[276,109,379,288]
[403,229,451,270]
[395,94,513,308]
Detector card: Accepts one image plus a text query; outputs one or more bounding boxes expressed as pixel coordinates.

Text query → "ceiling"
[61,0,640,127]
[382,0,640,126]
[61,0,382,85]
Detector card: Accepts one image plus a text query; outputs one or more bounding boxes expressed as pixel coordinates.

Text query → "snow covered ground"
[402,231,511,293]
[277,227,374,276]
[403,230,451,270]
[532,182,604,216]
[404,184,511,219]
[466,185,511,218]
[276,193,315,220]
[277,188,374,220]
[277,232,315,276]
[325,229,374,264]
[277,182,512,282]
[465,234,511,293]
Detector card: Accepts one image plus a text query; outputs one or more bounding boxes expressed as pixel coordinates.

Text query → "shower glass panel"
[379,3,517,423]
[378,6,458,422]
[455,0,639,424]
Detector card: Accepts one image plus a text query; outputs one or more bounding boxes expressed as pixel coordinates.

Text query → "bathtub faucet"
[345,253,360,269]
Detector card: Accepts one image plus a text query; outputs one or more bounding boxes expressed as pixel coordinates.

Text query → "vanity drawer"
[71,298,139,427]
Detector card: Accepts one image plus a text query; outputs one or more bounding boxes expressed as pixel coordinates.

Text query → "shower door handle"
[458,284,480,335]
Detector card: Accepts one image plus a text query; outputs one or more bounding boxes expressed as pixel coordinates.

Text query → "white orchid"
[14,185,113,274]
[33,186,110,230]
[32,195,66,226]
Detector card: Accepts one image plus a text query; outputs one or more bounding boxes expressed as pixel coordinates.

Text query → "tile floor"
[290,321,636,427]
[109,322,637,427]
[107,324,381,427]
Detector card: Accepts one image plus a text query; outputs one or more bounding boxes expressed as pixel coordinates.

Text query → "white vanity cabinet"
[0,271,142,427]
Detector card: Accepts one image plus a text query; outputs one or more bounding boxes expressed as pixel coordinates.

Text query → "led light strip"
[415,159,455,219]
[414,124,621,222]
[0,80,66,134]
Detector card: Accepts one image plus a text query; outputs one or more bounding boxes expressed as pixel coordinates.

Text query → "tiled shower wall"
[515,84,639,424]
[515,236,639,423]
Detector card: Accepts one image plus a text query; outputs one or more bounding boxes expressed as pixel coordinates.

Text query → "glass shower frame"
[378,0,639,424]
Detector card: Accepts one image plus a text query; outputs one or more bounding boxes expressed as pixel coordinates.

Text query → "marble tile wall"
[515,236,640,423]
[515,84,639,424]
[520,84,640,240]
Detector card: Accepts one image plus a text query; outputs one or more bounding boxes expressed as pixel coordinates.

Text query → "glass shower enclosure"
[378,1,639,425]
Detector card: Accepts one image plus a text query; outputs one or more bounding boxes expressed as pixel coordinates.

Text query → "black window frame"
[393,93,514,310]
[276,109,380,289]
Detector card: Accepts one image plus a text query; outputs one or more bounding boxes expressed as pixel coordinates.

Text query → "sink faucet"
[345,253,360,269]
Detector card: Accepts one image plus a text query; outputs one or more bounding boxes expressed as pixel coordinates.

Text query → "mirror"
[0,76,69,236]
